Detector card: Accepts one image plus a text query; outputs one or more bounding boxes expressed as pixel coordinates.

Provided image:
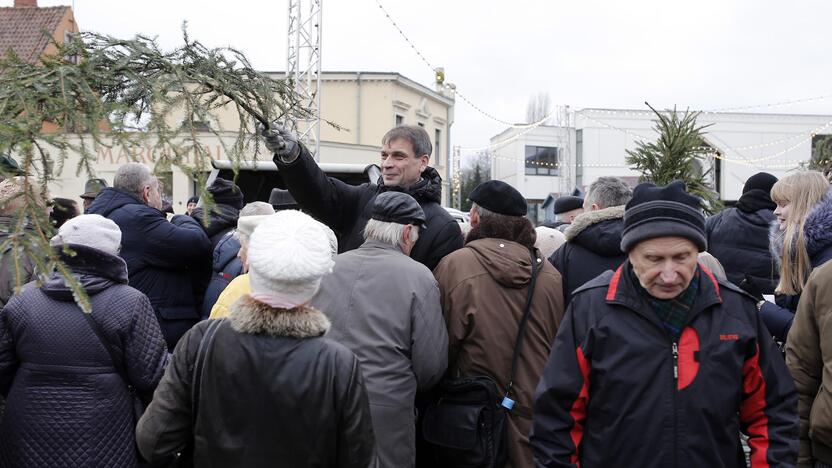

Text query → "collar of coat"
[564,205,625,241]
[603,261,723,328]
[228,295,330,338]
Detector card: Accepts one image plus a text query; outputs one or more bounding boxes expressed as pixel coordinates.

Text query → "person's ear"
[142,185,151,203]
[418,155,429,173]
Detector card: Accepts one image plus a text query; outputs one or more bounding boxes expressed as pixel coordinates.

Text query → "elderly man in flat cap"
[432,180,565,468]
[313,191,447,468]
[551,195,584,232]
[532,180,798,468]
[80,178,108,212]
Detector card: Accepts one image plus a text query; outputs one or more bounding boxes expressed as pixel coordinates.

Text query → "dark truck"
[206,159,381,208]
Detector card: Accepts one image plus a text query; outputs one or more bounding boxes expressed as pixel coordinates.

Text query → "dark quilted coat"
[705,205,778,293]
[0,244,169,468]
[88,187,212,350]
[190,203,240,249]
[201,231,243,318]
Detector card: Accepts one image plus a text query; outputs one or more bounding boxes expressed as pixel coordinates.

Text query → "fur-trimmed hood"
[804,187,832,265]
[228,295,330,338]
[564,205,626,256]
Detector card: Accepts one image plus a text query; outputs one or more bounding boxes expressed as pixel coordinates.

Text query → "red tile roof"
[0,6,70,63]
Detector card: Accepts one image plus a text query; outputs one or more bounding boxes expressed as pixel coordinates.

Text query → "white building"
[490,108,832,224]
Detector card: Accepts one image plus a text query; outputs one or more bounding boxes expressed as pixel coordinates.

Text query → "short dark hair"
[382,125,432,158]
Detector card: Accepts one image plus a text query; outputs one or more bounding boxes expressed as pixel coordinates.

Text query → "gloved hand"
[738,275,764,302]
[259,123,300,163]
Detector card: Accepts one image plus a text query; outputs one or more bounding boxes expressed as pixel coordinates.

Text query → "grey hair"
[585,176,632,209]
[363,219,419,247]
[473,203,496,219]
[114,163,155,199]
[382,125,432,158]
[240,201,275,217]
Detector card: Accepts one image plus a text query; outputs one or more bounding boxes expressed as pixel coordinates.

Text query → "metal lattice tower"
[286,0,323,160]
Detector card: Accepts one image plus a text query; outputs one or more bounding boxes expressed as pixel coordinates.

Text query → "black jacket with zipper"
[531,261,798,468]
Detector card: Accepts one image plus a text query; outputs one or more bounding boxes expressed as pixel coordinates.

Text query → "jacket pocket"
[810,385,832,442]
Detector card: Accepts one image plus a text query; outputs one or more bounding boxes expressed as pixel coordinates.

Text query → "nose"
[381,157,394,169]
[659,264,678,284]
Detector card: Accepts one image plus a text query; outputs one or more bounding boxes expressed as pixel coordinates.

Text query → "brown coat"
[433,238,565,468]
[787,259,832,467]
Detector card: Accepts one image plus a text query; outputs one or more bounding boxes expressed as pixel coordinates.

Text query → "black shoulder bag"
[422,249,540,468]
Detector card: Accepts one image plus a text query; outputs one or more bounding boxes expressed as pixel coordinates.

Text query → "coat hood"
[228,295,331,338]
[466,238,536,288]
[565,205,626,257]
[86,187,146,218]
[41,244,129,301]
[191,203,240,238]
[804,187,832,265]
[213,231,241,272]
[378,166,442,205]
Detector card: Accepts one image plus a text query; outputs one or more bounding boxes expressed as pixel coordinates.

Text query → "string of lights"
[374,0,552,129]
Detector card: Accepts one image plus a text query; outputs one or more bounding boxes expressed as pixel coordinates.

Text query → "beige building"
[45,71,455,211]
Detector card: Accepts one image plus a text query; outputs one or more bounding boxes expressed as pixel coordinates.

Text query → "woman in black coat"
[0,214,169,467]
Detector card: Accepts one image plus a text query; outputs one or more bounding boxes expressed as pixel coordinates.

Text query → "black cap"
[371,192,426,226]
[742,172,778,195]
[468,180,527,216]
[269,188,299,210]
[553,196,584,215]
[208,178,244,210]
[81,178,108,199]
[621,181,706,252]
[187,196,199,205]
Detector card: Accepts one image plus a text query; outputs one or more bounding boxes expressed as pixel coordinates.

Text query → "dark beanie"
[742,172,778,195]
[620,181,706,252]
[208,178,244,210]
[469,180,527,216]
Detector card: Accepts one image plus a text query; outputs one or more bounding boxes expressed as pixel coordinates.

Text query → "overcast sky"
[10,0,832,158]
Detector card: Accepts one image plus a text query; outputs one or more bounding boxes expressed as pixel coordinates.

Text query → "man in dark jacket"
[549,176,632,306]
[434,180,565,468]
[532,181,798,468]
[88,163,212,350]
[706,172,779,293]
[261,124,462,271]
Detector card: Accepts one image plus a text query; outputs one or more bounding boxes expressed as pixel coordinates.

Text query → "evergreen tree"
[625,103,722,213]
[809,135,832,177]
[460,152,491,212]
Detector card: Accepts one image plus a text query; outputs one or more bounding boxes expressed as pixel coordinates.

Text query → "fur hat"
[247,210,334,307]
[51,214,121,255]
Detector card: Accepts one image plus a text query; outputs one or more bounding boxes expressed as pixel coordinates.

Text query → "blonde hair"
[771,171,829,295]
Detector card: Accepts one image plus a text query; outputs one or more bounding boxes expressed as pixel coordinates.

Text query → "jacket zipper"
[671,340,679,468]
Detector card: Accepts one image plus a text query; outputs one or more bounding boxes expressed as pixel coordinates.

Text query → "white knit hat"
[51,214,121,255]
[247,210,334,307]
[534,226,566,259]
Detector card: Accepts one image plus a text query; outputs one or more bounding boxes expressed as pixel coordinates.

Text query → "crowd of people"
[0,123,830,467]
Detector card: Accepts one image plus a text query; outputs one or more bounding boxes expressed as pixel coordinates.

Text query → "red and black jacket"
[531,261,798,468]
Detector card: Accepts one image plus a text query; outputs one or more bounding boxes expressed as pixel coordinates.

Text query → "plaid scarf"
[632,267,700,341]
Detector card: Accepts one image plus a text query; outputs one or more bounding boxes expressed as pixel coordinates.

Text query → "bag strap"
[502,249,540,408]
[77,298,130,386]
[191,319,223,421]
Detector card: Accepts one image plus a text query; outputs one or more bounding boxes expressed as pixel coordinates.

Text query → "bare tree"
[526,92,552,124]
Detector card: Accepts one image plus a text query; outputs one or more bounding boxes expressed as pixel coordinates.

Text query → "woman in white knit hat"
[0,214,169,467]
[136,210,376,468]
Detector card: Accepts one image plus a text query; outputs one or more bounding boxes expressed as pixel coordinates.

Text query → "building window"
[525,145,560,176]
[395,114,404,126]
[434,129,442,161]
[63,31,78,64]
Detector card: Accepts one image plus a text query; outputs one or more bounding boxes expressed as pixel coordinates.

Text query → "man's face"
[82,197,93,211]
[144,178,163,210]
[187,202,198,215]
[629,236,699,300]
[380,138,429,188]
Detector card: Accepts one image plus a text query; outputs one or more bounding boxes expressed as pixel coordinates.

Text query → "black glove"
[738,275,764,302]
[259,123,300,163]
